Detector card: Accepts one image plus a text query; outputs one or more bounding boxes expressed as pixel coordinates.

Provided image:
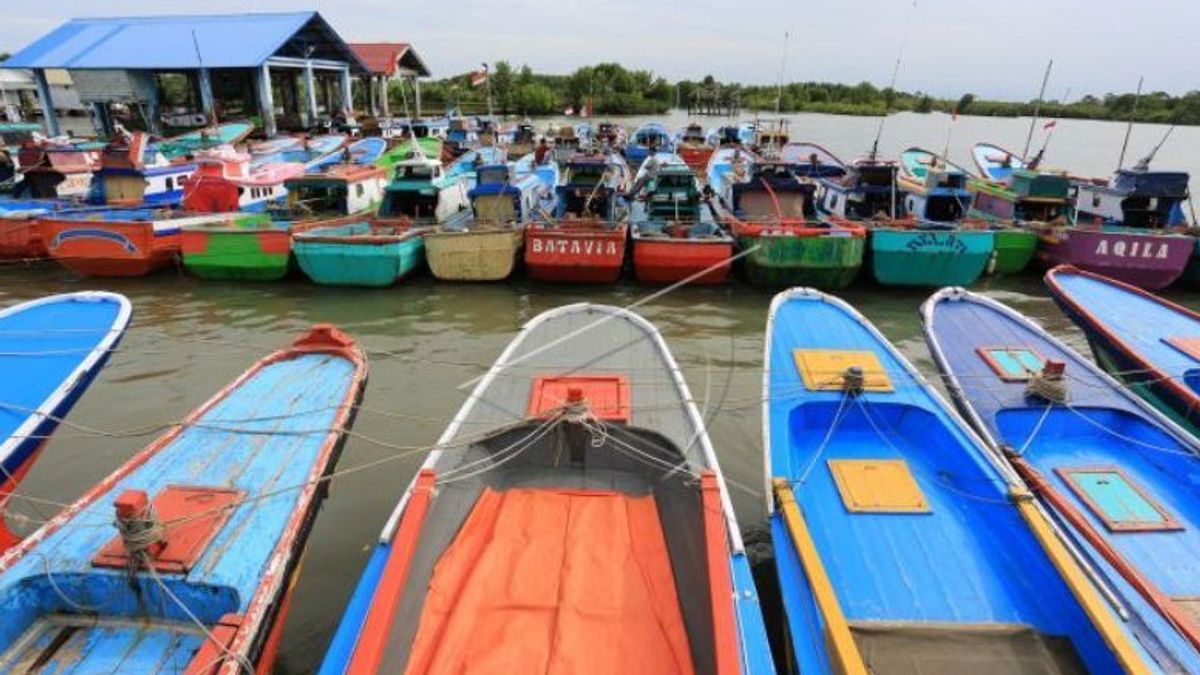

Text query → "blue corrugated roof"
[3,12,367,72]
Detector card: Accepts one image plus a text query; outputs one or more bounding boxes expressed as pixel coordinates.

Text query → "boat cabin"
[969,169,1071,223]
[678,123,706,146]
[819,161,901,220]
[556,154,628,220]
[378,154,469,223]
[284,165,386,216]
[1074,169,1190,228]
[732,162,818,221]
[86,133,196,207]
[643,163,702,221]
[14,143,93,198]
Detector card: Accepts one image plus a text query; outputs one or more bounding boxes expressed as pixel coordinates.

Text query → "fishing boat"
[765,287,1151,675]
[749,118,790,158]
[39,209,258,277]
[593,121,627,149]
[0,324,366,673]
[153,120,254,160]
[779,142,847,181]
[525,151,626,283]
[630,152,732,284]
[966,142,1065,274]
[424,162,547,281]
[250,134,346,172]
[347,137,388,165]
[923,285,1200,672]
[180,145,305,213]
[0,199,108,259]
[377,144,470,225]
[180,165,387,281]
[549,123,589,162]
[376,136,443,170]
[86,132,196,208]
[873,147,994,286]
[294,220,429,287]
[0,291,131,550]
[625,122,673,169]
[1046,264,1200,433]
[320,303,774,675]
[506,120,538,160]
[13,141,96,199]
[675,122,713,175]
[709,149,865,288]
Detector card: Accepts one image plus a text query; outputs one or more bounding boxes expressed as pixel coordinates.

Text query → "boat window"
[792,349,893,392]
[356,183,365,198]
[527,375,631,423]
[1092,193,1102,208]
[977,347,1045,381]
[165,177,174,191]
[1058,467,1181,532]
[237,187,245,196]
[830,194,839,209]
[398,165,434,180]
[828,459,930,513]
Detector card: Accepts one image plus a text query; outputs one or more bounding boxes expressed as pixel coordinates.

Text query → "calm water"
[5,110,1200,672]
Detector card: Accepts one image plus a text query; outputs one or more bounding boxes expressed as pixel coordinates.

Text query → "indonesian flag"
[564,106,575,116]
[1044,120,1057,130]
[470,69,488,87]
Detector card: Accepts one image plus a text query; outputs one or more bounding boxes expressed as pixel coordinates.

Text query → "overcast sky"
[3,0,1195,101]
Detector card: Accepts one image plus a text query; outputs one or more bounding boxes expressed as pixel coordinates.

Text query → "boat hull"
[296,236,425,287]
[181,228,291,281]
[1035,226,1192,290]
[736,232,864,288]
[0,218,46,259]
[678,146,714,175]
[524,225,628,283]
[632,236,732,284]
[425,229,522,281]
[990,228,1038,274]
[39,219,180,277]
[870,228,994,286]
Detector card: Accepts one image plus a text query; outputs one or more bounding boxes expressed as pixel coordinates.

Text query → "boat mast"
[1116,76,1143,171]
[483,62,495,119]
[869,0,917,162]
[1133,124,1175,171]
[773,30,790,156]
[1021,59,1053,160]
[191,28,218,129]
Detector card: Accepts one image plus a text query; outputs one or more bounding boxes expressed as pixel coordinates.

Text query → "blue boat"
[293,220,429,287]
[0,325,366,672]
[1046,264,1200,434]
[923,285,1200,671]
[0,292,131,548]
[765,287,1150,675]
[347,137,387,165]
[320,303,774,674]
[625,122,674,170]
[250,134,347,172]
[86,133,196,208]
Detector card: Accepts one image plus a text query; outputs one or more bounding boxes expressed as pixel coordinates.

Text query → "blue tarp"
[3,11,367,73]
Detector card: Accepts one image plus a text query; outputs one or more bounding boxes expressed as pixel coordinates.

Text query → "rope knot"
[842,366,865,396]
[113,490,165,567]
[1025,361,1068,403]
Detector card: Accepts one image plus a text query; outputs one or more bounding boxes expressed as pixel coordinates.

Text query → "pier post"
[32,69,59,137]
[257,64,277,137]
[304,61,318,124]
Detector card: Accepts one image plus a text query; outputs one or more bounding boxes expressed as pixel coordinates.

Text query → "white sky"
[2,0,1195,101]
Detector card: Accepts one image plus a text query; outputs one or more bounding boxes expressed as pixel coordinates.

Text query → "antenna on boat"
[1133,124,1175,171]
[482,63,495,120]
[1021,58,1053,160]
[772,30,790,157]
[1116,76,1144,171]
[191,28,218,130]
[868,0,917,161]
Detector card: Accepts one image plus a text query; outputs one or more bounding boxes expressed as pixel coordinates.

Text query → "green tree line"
[394,61,1200,125]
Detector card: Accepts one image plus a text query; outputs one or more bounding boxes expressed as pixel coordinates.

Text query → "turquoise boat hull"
[870,228,994,286]
[295,222,425,287]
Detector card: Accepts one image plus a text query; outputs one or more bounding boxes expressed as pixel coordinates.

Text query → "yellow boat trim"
[1010,487,1152,675]
[793,349,893,392]
[774,478,869,675]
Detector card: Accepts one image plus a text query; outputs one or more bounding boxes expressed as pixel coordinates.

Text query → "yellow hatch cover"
[829,459,930,513]
[793,349,893,392]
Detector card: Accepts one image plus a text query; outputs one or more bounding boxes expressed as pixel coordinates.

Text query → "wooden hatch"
[793,349,893,392]
[828,459,930,513]
[978,346,1046,381]
[527,375,632,423]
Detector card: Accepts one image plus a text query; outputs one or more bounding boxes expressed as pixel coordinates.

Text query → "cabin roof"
[348,42,431,78]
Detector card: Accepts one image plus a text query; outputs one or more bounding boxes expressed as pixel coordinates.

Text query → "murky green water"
[4,111,1199,672]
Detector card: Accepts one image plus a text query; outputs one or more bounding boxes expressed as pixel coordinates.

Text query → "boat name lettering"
[1094,238,1170,259]
[531,237,619,257]
[904,232,967,254]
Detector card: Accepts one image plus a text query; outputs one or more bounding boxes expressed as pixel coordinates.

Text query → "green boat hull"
[736,234,864,288]
[989,228,1038,274]
[182,230,292,281]
[295,237,425,287]
[870,228,994,286]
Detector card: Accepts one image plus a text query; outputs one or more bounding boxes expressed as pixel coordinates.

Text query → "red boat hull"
[39,218,179,277]
[0,218,46,259]
[525,224,627,283]
[678,146,714,175]
[633,237,732,284]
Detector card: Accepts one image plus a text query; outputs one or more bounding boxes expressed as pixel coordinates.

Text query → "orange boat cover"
[404,487,696,675]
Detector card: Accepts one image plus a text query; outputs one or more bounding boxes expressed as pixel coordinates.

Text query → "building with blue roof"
[2,11,374,138]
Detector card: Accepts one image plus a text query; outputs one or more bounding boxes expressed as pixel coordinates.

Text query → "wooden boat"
[180,165,387,281]
[525,151,627,283]
[39,209,256,277]
[780,142,848,181]
[181,145,305,213]
[1046,264,1200,434]
[966,142,1065,274]
[347,137,387,165]
[505,120,538,160]
[675,122,713,175]
[765,287,1150,675]
[14,141,95,199]
[377,144,470,224]
[87,132,196,208]
[250,134,347,172]
[376,136,443,170]
[924,285,1200,671]
[625,122,673,170]
[748,118,790,158]
[154,121,254,160]
[593,121,627,149]
[0,324,366,673]
[550,123,589,162]
[709,149,865,288]
[424,162,545,281]
[630,152,732,284]
[0,200,109,259]
[878,147,994,286]
[294,221,429,287]
[320,303,774,674]
[0,291,131,550]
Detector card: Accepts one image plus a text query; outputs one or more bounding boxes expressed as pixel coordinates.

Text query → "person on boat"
[535,138,551,165]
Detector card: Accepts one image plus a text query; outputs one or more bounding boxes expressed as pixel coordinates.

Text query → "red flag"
[563,106,574,116]
[469,70,488,87]
[1043,120,1057,130]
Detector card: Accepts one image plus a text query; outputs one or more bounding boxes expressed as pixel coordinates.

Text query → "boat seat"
[851,622,1088,675]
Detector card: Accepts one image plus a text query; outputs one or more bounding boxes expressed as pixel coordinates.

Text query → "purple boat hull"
[1035,226,1193,289]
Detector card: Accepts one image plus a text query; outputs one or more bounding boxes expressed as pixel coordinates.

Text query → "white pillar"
[380,77,390,118]
[145,75,162,135]
[32,69,59,137]
[304,61,318,122]
[257,63,277,137]
[197,68,215,122]
[340,67,353,114]
[367,76,377,117]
